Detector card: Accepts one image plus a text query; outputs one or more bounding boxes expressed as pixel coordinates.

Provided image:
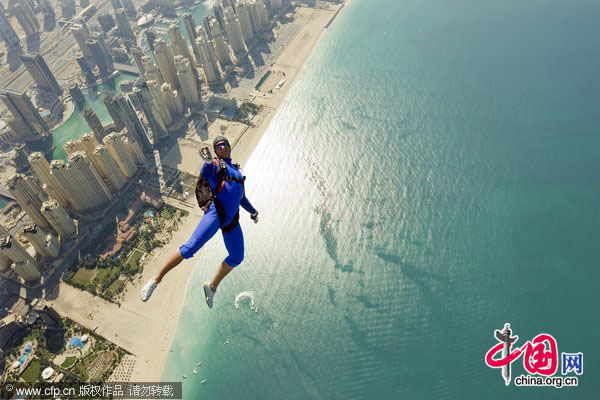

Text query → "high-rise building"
[92,144,127,190]
[6,173,50,229]
[252,0,269,31]
[160,82,183,117]
[182,13,202,65]
[83,107,106,142]
[0,235,39,271]
[237,2,255,44]
[23,224,56,259]
[0,9,21,51]
[38,0,56,16]
[13,2,39,38]
[91,32,114,70]
[0,88,49,140]
[120,0,137,18]
[141,56,163,85]
[103,132,137,178]
[120,132,145,165]
[11,260,41,281]
[50,154,112,212]
[68,81,85,107]
[40,199,76,237]
[196,36,222,84]
[28,152,70,208]
[103,94,124,131]
[210,20,233,67]
[75,52,95,83]
[19,53,62,96]
[223,8,247,55]
[97,12,115,33]
[175,55,201,107]
[213,3,226,34]
[67,152,112,208]
[153,39,180,91]
[144,28,158,53]
[115,8,135,39]
[71,23,93,59]
[86,39,113,77]
[146,80,172,127]
[129,46,145,75]
[0,250,11,272]
[60,0,77,20]
[167,23,196,70]
[109,0,123,11]
[130,84,168,141]
[107,94,152,152]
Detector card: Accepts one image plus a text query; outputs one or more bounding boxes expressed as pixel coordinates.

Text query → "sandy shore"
[48,4,339,383]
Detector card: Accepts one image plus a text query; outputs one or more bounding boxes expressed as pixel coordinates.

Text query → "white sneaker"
[203,282,216,309]
[140,278,158,302]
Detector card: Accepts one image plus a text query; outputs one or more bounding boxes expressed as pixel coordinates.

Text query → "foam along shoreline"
[48,4,341,383]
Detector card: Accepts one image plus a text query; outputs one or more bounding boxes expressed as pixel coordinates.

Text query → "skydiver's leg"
[141,208,220,302]
[210,223,244,291]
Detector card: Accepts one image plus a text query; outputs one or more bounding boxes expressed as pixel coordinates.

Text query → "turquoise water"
[50,73,137,160]
[162,0,599,398]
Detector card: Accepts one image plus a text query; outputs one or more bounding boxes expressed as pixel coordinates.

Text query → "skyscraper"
[67,152,113,208]
[6,173,50,229]
[175,55,201,107]
[0,88,49,140]
[103,132,137,178]
[13,2,39,38]
[153,39,180,91]
[160,82,183,117]
[129,46,145,75]
[28,152,70,208]
[0,9,21,51]
[223,8,247,55]
[92,144,127,191]
[237,2,255,44]
[60,0,77,19]
[141,56,164,85]
[146,80,172,127]
[23,224,56,259]
[50,154,112,212]
[108,94,152,152]
[103,93,125,131]
[1,236,40,281]
[19,53,62,96]
[120,132,145,165]
[130,84,168,141]
[97,12,115,33]
[86,39,113,77]
[76,52,95,83]
[40,199,77,237]
[196,36,222,84]
[120,0,137,18]
[83,107,106,142]
[145,29,158,53]
[210,20,233,67]
[115,8,135,39]
[71,23,93,59]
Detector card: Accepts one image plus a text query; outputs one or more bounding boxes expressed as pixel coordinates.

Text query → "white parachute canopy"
[235,290,257,312]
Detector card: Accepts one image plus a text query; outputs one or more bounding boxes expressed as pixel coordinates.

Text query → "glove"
[250,211,259,224]
[199,147,213,163]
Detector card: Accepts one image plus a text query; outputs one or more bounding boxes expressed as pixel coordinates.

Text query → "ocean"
[162,0,600,398]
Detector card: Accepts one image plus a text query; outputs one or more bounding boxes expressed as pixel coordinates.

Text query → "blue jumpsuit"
[179,158,257,267]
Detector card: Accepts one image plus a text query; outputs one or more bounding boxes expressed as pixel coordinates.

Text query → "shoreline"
[47,4,341,383]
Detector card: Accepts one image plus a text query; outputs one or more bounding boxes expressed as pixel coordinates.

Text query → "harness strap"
[213,199,240,232]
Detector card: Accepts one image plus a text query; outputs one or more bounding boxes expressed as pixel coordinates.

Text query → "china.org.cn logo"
[484,323,583,388]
